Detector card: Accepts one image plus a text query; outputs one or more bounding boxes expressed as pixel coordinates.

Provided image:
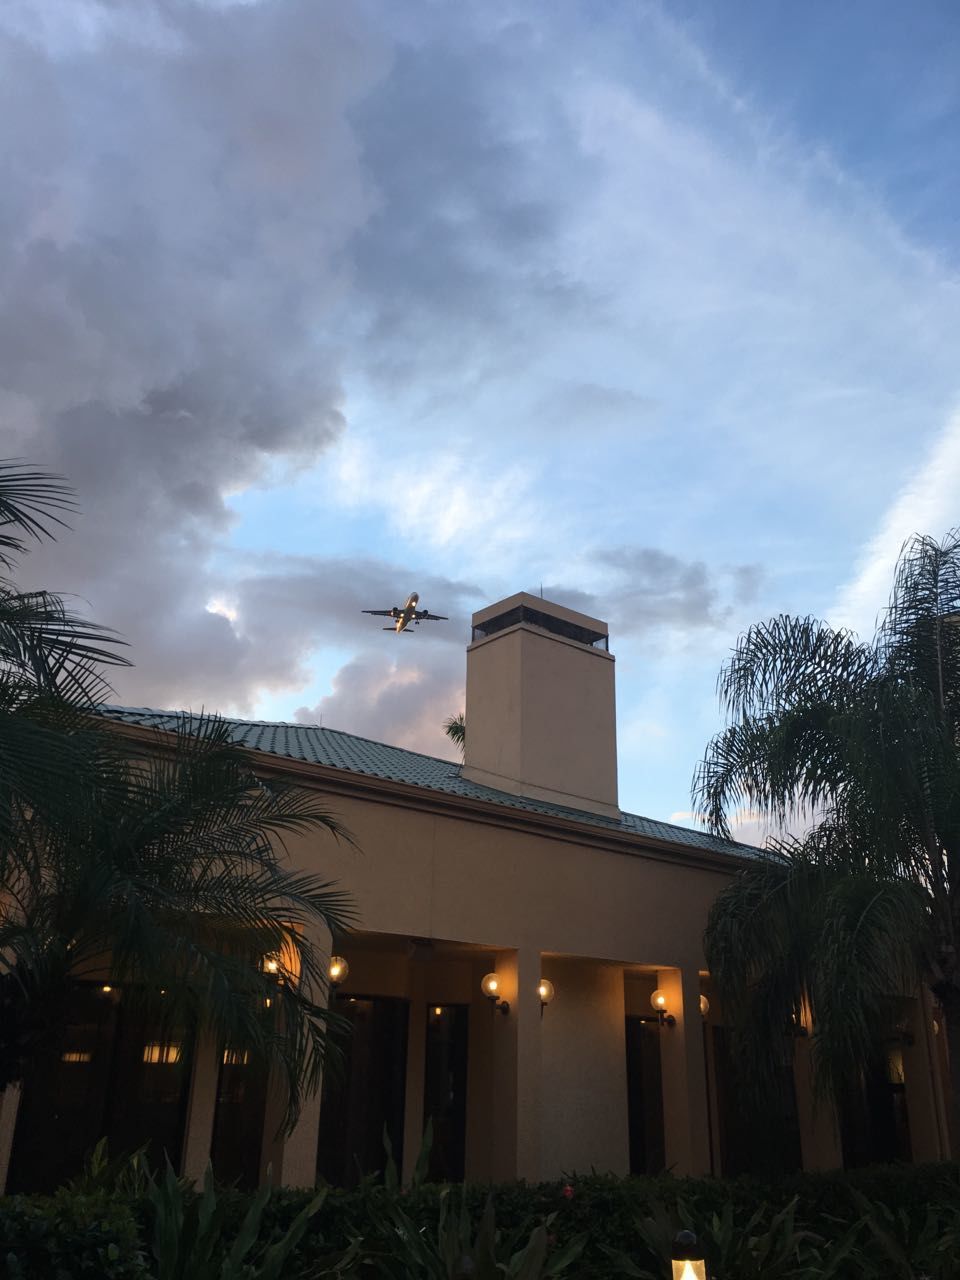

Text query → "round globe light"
[481,972,501,999]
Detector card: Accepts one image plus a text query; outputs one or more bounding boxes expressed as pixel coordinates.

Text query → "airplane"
[362,592,448,633]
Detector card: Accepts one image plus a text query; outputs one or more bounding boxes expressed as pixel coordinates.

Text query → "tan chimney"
[461,592,619,818]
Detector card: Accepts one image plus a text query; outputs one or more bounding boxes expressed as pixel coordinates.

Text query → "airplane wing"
[415,610,448,622]
[362,608,399,618]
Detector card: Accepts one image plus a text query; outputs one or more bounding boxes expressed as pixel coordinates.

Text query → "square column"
[657,966,711,1175]
[278,923,335,1188]
[489,947,542,1181]
[0,1084,21,1194]
[903,989,951,1163]
[793,1032,843,1170]
[401,959,427,1183]
[181,1030,220,1182]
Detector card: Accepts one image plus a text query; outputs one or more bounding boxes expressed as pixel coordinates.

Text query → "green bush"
[0,1189,147,1279]
[4,1161,960,1279]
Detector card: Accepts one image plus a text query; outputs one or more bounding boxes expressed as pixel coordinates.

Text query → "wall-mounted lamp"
[650,989,676,1027]
[671,1230,708,1280]
[538,978,555,1017]
[699,994,710,1017]
[481,972,509,1015]
[328,955,349,986]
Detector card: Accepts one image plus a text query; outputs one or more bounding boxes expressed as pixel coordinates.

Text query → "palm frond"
[697,531,960,1127]
[443,712,465,754]
[0,460,75,566]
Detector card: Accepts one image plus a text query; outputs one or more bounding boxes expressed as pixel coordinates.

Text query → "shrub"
[0,1189,147,1279]
[4,1159,960,1278]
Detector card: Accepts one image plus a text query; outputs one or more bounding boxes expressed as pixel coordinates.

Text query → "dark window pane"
[104,1004,192,1171]
[8,985,192,1192]
[840,1049,912,1168]
[317,995,409,1187]
[625,1016,666,1174]
[8,985,119,1192]
[423,1004,468,1182]
[210,1049,268,1189]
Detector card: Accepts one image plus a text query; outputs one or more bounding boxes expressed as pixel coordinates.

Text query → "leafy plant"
[0,1188,147,1279]
[602,1196,828,1280]
[343,1188,585,1280]
[0,459,356,1128]
[64,1138,156,1199]
[145,1161,326,1280]
[844,1188,960,1280]
[695,531,960,1133]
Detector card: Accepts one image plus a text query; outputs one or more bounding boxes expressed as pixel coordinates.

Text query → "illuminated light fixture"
[264,997,272,1009]
[481,972,509,1016]
[100,985,113,994]
[433,1005,444,1017]
[61,1050,92,1064]
[699,994,710,1017]
[650,990,676,1027]
[142,1042,182,1065]
[538,978,555,1017]
[328,955,349,986]
[671,1230,708,1280]
[263,956,281,975]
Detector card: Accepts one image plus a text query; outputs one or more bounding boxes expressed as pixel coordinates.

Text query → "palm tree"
[443,712,465,755]
[0,461,354,1129]
[694,531,960,1148]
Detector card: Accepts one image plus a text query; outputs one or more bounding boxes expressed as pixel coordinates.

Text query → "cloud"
[295,646,465,758]
[0,0,389,706]
[542,548,763,638]
[87,554,479,713]
[334,440,540,558]
[831,406,960,639]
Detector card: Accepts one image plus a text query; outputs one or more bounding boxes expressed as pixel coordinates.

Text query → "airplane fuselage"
[394,592,420,632]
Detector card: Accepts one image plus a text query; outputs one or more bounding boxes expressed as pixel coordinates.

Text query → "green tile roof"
[100,705,755,861]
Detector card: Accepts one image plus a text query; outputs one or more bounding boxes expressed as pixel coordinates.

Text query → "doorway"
[624,1015,666,1174]
[423,1003,469,1181]
[316,994,409,1186]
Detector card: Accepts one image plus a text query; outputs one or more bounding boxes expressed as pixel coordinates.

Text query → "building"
[0,593,951,1193]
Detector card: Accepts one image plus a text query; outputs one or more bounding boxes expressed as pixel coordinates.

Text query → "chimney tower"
[461,592,619,818]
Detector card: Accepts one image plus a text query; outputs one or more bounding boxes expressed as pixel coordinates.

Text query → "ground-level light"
[671,1230,708,1280]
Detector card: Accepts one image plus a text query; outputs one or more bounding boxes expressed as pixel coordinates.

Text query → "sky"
[1,0,958,838]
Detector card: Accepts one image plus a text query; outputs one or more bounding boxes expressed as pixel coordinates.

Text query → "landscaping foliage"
[0,460,353,1128]
[3,1163,960,1279]
[693,531,960,1136]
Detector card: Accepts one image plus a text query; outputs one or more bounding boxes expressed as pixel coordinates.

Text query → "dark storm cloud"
[542,547,763,637]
